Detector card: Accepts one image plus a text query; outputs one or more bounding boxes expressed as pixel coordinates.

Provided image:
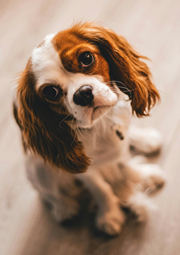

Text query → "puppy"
[13,22,165,235]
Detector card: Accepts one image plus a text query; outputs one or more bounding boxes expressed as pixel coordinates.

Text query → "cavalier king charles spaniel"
[13,23,165,235]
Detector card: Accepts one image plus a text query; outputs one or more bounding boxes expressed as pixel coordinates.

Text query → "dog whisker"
[59,113,72,128]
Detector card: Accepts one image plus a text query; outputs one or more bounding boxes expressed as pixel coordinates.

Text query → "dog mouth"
[92,105,112,121]
[66,105,114,129]
[78,105,113,128]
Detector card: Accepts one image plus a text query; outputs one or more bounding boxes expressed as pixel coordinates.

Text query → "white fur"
[25,35,166,235]
[129,126,162,154]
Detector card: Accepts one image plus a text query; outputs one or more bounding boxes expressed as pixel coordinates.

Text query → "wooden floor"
[0,0,180,254]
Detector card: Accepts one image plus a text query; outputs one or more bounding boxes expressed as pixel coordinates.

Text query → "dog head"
[14,22,160,173]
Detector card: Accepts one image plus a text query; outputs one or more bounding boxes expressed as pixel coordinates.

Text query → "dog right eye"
[43,86,61,100]
[79,52,94,67]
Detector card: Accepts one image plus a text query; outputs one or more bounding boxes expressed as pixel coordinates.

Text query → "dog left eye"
[79,52,94,67]
[43,86,60,100]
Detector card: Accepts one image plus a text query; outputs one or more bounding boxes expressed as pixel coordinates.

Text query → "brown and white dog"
[13,23,165,235]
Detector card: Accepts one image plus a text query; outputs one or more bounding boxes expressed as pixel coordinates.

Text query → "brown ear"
[15,66,90,173]
[75,23,160,117]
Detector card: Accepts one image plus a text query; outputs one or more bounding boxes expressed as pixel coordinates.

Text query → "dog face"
[32,32,118,128]
[14,22,160,173]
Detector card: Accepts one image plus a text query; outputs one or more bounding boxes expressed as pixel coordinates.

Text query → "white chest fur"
[76,100,132,168]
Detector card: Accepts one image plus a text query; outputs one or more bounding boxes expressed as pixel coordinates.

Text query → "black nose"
[73,85,94,106]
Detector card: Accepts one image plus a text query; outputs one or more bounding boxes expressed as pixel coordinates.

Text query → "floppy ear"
[14,66,90,173]
[77,23,160,117]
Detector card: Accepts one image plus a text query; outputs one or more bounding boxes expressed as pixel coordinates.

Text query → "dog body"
[14,23,165,235]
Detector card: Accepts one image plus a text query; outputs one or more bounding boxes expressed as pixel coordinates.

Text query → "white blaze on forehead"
[31,33,70,89]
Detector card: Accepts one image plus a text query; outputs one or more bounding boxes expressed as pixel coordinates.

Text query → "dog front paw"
[96,208,125,235]
[140,128,162,154]
[139,164,166,195]
[127,192,156,222]
[130,127,162,155]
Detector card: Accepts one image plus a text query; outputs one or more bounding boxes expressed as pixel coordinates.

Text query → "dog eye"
[79,52,94,67]
[43,86,61,100]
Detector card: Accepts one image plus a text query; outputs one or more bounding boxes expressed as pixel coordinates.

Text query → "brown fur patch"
[14,60,90,173]
[52,31,111,85]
